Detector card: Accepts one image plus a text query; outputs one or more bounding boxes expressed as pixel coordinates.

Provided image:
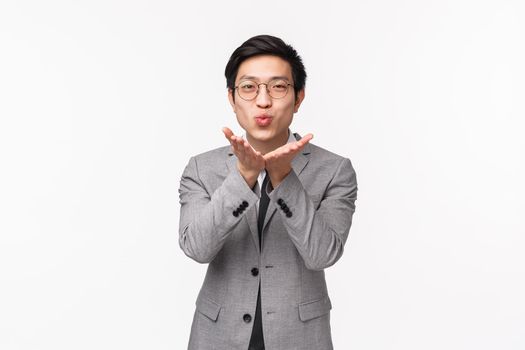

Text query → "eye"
[239,81,257,91]
[271,81,288,91]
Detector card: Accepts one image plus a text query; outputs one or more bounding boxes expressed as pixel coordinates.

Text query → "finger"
[235,135,246,149]
[230,136,247,159]
[235,136,246,149]
[243,139,260,165]
[222,127,234,141]
[243,139,255,157]
[236,139,251,162]
[264,143,297,162]
[253,150,264,162]
[281,142,299,155]
[263,150,277,161]
[303,133,314,141]
[223,128,240,152]
[235,137,246,157]
[229,135,239,151]
[297,133,313,147]
[244,139,260,157]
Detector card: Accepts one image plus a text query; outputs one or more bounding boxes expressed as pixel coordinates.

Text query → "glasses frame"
[233,79,294,101]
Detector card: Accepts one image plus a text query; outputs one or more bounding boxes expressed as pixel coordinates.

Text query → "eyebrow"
[238,75,291,81]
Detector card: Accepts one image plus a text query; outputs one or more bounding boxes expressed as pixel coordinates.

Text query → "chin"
[248,128,276,141]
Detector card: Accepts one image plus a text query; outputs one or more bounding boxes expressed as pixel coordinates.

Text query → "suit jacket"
[178,133,358,350]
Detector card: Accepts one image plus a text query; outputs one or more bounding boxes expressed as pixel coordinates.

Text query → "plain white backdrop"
[1,0,524,349]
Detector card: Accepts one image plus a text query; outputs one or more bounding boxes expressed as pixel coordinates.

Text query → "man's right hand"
[222,127,265,189]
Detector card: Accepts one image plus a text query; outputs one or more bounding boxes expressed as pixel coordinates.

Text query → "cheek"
[235,105,250,119]
[234,106,251,127]
[278,101,296,118]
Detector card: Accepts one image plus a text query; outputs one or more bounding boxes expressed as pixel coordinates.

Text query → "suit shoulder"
[307,142,350,163]
[306,143,357,179]
[188,145,230,163]
[183,145,230,184]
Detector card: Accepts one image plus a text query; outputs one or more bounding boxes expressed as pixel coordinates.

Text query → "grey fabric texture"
[178,133,358,350]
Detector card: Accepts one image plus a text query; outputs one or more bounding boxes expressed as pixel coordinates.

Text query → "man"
[178,35,358,350]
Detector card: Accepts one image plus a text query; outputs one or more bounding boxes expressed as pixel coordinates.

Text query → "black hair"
[225,35,307,101]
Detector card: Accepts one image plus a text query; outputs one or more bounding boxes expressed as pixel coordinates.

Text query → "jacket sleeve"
[267,157,358,271]
[178,156,259,263]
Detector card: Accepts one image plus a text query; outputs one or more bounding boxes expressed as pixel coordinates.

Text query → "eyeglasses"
[234,79,293,101]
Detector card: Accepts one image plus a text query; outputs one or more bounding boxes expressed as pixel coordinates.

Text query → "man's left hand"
[264,134,313,189]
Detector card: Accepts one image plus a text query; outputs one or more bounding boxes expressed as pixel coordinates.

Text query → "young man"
[178,35,358,350]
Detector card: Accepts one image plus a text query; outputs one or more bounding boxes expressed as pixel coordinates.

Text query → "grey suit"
[178,133,358,350]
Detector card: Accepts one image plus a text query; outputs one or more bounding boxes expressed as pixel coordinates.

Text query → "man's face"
[228,55,305,146]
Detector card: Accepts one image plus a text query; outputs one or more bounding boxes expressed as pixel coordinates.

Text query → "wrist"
[237,162,260,188]
[267,166,292,189]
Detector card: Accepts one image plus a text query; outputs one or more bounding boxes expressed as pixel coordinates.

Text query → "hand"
[264,134,313,188]
[222,127,265,188]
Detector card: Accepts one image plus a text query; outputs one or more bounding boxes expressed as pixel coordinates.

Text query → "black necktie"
[249,171,269,350]
[257,172,271,247]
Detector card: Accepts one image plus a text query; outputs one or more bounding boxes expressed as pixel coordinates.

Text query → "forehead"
[236,55,292,82]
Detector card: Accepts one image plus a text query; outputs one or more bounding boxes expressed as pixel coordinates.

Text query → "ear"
[293,89,305,113]
[228,89,236,111]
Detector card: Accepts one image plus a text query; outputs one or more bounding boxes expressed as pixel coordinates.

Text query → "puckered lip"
[254,114,273,119]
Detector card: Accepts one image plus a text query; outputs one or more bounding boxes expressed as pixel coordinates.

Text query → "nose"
[255,84,272,108]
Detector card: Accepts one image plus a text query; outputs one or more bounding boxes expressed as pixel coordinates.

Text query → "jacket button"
[243,313,252,323]
[286,211,293,218]
[251,267,259,276]
[233,210,239,217]
[283,206,290,214]
[277,198,284,205]
[242,200,249,208]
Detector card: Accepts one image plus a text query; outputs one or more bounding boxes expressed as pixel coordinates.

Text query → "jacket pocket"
[196,295,221,322]
[298,296,332,322]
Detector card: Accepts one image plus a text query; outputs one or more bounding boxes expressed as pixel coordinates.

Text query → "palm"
[264,134,313,165]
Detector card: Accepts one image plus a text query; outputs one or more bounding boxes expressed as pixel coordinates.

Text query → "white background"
[1,0,524,349]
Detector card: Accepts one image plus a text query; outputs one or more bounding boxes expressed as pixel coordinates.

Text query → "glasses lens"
[268,79,290,99]
[237,81,258,100]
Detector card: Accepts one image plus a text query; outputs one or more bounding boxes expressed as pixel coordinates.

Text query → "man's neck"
[246,130,290,155]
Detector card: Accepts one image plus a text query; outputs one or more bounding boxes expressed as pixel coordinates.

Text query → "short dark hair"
[225,35,307,101]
